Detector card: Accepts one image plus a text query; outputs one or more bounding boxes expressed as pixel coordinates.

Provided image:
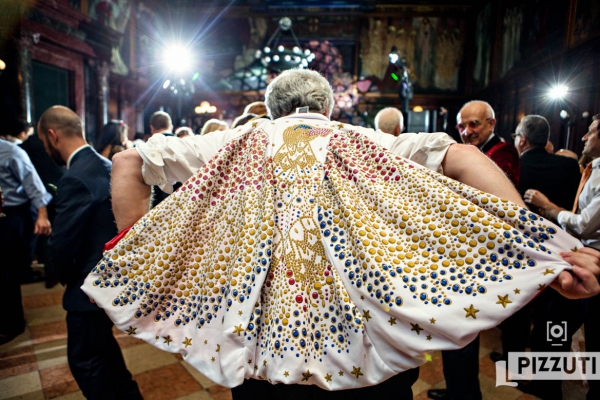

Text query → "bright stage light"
[162,44,194,74]
[549,85,568,99]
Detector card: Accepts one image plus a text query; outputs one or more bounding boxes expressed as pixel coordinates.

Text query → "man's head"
[10,120,34,142]
[243,101,267,116]
[456,100,496,147]
[150,111,173,134]
[374,107,404,136]
[513,115,550,154]
[582,114,600,159]
[37,106,85,166]
[265,69,334,120]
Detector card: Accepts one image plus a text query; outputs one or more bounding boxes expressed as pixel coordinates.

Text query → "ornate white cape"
[82,121,580,390]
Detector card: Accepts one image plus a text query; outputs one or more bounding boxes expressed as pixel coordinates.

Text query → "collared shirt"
[67,144,90,169]
[557,157,600,250]
[137,113,456,192]
[0,139,52,208]
[478,133,496,151]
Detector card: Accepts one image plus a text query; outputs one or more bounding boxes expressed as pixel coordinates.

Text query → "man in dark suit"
[37,106,142,400]
[515,115,581,211]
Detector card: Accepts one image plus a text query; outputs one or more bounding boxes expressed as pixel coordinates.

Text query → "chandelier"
[256,17,315,71]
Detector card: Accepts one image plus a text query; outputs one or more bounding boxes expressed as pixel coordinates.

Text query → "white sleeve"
[557,190,600,240]
[361,130,457,173]
[135,130,243,193]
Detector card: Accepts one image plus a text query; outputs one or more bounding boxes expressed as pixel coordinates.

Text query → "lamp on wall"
[256,17,315,72]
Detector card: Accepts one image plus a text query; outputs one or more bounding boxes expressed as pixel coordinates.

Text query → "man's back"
[48,147,116,312]
[519,148,581,211]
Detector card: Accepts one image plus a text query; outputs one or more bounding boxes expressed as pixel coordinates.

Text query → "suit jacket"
[481,134,520,187]
[47,147,116,312]
[518,147,581,213]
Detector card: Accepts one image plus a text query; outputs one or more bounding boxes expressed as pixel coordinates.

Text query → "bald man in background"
[374,107,404,136]
[38,106,142,400]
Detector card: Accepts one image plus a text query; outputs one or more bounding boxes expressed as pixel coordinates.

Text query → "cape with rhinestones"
[82,121,580,390]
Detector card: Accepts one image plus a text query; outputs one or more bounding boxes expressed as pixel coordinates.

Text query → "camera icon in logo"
[547,321,568,346]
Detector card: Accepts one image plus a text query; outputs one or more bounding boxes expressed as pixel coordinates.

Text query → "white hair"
[458,100,495,120]
[374,107,404,135]
[265,69,334,119]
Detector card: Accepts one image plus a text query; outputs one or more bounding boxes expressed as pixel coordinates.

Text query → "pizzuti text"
[505,352,600,381]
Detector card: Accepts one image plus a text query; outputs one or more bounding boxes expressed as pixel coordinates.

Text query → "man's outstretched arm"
[111,149,151,232]
[441,143,525,207]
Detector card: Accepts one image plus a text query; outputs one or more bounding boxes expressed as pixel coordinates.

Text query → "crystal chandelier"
[256,17,315,71]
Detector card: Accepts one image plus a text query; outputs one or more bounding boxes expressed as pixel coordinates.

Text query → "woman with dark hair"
[96,120,128,160]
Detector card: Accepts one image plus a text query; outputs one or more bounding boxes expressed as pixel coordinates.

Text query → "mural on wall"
[498,4,523,79]
[359,16,465,93]
[573,0,600,45]
[89,0,132,75]
[473,2,493,90]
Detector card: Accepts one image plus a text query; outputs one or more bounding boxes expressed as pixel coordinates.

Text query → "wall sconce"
[195,101,217,114]
[413,105,424,112]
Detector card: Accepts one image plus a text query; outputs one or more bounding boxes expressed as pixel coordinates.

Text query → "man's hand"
[551,248,600,299]
[524,189,551,208]
[34,206,51,235]
[524,189,564,220]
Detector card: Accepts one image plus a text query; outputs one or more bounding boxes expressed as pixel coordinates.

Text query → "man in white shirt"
[88,70,600,398]
[525,113,600,400]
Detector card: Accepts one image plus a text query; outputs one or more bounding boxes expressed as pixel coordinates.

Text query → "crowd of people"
[1,68,599,400]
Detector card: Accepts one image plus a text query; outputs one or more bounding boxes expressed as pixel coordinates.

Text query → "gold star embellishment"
[337,123,344,129]
[426,335,432,341]
[163,336,173,345]
[211,357,215,362]
[238,310,243,316]
[252,122,258,128]
[254,365,258,370]
[351,366,363,379]
[155,335,160,340]
[496,294,513,308]
[263,360,267,366]
[339,370,344,376]
[464,304,479,319]
[126,326,137,335]
[284,371,289,377]
[430,318,436,324]
[325,373,332,382]
[360,295,365,300]
[543,268,555,276]
[538,283,546,291]
[410,323,423,335]
[233,324,244,336]
[182,337,192,348]
[302,370,313,381]
[388,317,397,326]
[363,310,372,322]
[514,288,521,294]
[571,246,579,252]
[204,340,208,344]
[248,359,253,365]
[216,344,220,352]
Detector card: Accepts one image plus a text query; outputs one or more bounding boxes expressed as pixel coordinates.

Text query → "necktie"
[572,163,593,213]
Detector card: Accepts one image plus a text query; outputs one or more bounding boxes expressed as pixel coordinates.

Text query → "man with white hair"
[456,100,520,186]
[374,107,404,136]
[83,70,599,398]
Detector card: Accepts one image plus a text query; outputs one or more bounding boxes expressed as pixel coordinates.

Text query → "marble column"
[17,34,34,123]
